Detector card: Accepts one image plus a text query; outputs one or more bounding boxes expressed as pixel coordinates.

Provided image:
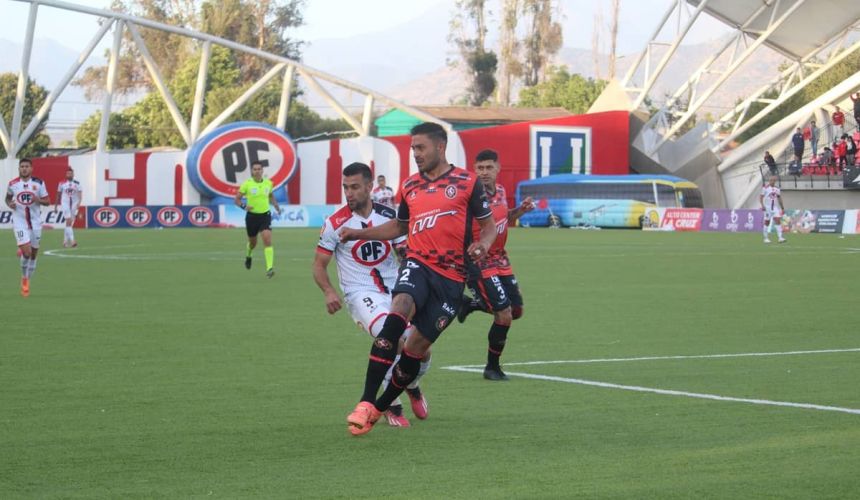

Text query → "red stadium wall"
[22,111,629,209]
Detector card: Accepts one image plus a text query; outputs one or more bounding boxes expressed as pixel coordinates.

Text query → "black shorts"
[468,273,524,312]
[393,258,464,343]
[245,212,272,237]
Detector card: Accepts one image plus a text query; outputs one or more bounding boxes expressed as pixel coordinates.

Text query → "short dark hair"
[377,174,385,180]
[343,162,372,181]
[410,122,447,144]
[250,160,263,168]
[19,158,32,166]
[475,149,498,162]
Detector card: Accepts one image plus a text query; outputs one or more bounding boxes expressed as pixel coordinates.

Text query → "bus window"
[656,184,677,207]
[677,187,703,208]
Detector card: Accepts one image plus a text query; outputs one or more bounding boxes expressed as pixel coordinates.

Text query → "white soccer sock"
[763,220,769,238]
[65,226,74,242]
[21,256,29,278]
[28,258,37,278]
[406,358,431,390]
[776,222,784,239]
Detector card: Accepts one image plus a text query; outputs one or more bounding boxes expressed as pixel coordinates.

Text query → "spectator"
[821,146,834,168]
[809,119,819,158]
[847,135,857,168]
[791,127,804,169]
[764,150,778,175]
[836,137,847,169]
[832,106,845,139]
[852,93,860,129]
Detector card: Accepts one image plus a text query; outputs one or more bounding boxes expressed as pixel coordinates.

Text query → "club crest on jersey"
[186,121,297,198]
[444,185,457,199]
[351,239,392,266]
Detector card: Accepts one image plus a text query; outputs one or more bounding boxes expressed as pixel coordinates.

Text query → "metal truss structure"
[2,0,450,157]
[621,0,860,158]
[618,0,860,209]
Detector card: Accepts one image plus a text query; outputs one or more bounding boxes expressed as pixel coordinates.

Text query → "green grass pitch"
[2,227,859,498]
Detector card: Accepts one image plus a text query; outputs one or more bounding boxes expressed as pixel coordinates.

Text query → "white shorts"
[61,206,78,222]
[765,209,783,220]
[346,291,393,338]
[12,222,42,248]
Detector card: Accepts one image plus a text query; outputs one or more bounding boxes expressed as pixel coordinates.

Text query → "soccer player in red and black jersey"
[458,149,535,380]
[339,122,497,436]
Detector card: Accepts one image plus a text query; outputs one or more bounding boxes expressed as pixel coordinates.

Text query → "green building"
[374,106,573,137]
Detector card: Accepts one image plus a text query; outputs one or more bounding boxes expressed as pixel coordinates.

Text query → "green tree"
[449,0,498,106]
[0,73,51,158]
[76,111,139,149]
[517,67,606,114]
[521,0,563,87]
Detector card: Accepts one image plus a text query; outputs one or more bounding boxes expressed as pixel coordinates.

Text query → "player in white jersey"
[759,175,786,244]
[5,158,50,297]
[370,174,395,209]
[56,167,82,247]
[312,162,430,428]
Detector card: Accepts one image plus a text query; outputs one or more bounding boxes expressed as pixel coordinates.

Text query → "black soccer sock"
[375,348,422,412]
[360,313,408,402]
[486,322,510,369]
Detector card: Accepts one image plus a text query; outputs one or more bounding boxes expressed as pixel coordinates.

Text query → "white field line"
[443,366,860,416]
[448,348,860,369]
[443,348,860,416]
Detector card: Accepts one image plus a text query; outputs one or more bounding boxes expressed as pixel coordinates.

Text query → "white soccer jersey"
[761,185,783,215]
[57,179,82,211]
[7,177,48,229]
[371,186,396,209]
[317,203,405,298]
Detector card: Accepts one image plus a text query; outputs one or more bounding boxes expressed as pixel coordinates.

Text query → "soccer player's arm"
[55,183,61,211]
[37,182,50,205]
[759,192,765,210]
[508,196,535,224]
[313,222,342,314]
[234,183,247,210]
[75,187,82,217]
[340,201,408,243]
[268,187,282,214]
[467,181,496,260]
[5,187,14,209]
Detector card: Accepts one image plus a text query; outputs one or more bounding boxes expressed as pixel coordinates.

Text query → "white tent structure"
[620,0,860,208]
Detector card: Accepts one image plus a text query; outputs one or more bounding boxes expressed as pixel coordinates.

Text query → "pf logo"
[186,121,297,198]
[157,207,183,227]
[189,206,215,227]
[126,207,152,227]
[93,207,120,227]
[16,191,35,206]
[351,240,391,266]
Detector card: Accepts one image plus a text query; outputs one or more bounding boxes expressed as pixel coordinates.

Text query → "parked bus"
[516,174,703,228]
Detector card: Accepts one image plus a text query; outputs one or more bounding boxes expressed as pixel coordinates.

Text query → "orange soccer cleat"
[21,277,30,297]
[347,401,381,436]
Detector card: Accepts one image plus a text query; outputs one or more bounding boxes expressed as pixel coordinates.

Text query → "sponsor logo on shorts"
[436,316,449,331]
[441,302,456,316]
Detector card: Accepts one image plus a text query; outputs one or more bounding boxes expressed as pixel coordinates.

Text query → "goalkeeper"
[233,161,282,278]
